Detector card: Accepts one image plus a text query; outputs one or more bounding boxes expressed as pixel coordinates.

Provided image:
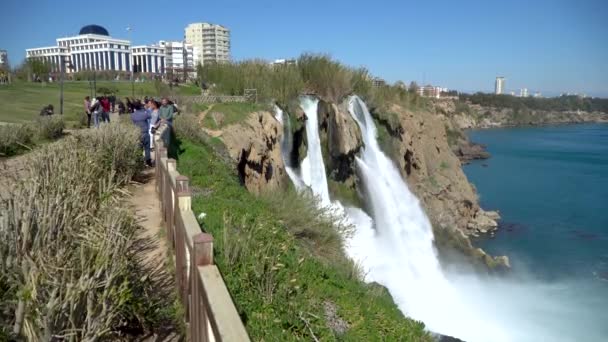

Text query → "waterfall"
[275,96,605,342]
[274,104,306,189]
[298,96,331,206]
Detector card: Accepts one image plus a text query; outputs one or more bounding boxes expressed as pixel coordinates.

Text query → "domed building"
[26,24,166,74]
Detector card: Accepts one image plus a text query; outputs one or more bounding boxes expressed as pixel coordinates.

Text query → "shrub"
[0,124,175,340]
[35,116,64,140]
[0,124,34,156]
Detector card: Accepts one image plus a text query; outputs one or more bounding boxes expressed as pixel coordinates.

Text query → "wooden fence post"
[176,175,191,211]
[193,233,214,266]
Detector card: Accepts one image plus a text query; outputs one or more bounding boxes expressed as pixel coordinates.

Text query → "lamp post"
[59,57,74,115]
[127,26,134,97]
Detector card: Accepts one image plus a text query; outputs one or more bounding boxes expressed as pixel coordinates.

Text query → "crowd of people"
[83,95,177,167]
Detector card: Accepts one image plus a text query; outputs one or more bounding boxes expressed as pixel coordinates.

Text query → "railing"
[179,95,251,104]
[154,125,250,342]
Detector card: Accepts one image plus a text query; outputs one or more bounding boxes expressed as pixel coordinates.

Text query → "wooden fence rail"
[154,125,250,342]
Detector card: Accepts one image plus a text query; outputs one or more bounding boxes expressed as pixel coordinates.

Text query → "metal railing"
[154,125,250,342]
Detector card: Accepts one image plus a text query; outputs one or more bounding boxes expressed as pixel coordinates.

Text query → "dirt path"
[197,104,223,137]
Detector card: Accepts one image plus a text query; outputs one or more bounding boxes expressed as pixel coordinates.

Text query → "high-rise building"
[184,23,230,66]
[0,50,8,69]
[495,76,505,95]
[26,25,135,73]
[520,88,529,97]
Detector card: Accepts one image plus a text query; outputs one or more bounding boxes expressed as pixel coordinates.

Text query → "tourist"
[90,97,102,128]
[39,104,54,116]
[84,96,91,128]
[109,93,116,112]
[130,100,153,167]
[100,96,111,123]
[117,99,126,114]
[148,99,160,149]
[158,97,175,125]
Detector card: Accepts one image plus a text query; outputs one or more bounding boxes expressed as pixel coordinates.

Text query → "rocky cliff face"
[220,99,508,269]
[222,111,288,194]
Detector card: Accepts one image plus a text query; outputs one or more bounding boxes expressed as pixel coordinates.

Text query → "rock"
[222,111,287,194]
[454,141,490,163]
[327,103,362,157]
[467,209,499,233]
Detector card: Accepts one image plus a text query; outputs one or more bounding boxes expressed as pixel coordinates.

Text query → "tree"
[408,81,419,93]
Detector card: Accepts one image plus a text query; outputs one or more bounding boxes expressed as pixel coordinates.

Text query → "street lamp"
[59,56,74,115]
[127,26,134,97]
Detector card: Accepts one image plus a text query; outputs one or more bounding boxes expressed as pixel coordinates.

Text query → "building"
[418,85,448,98]
[0,50,8,69]
[270,58,297,66]
[159,40,198,77]
[184,23,230,66]
[520,88,529,97]
[372,77,387,88]
[131,45,166,74]
[495,76,505,95]
[26,25,132,73]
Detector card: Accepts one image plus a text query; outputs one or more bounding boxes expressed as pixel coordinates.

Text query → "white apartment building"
[159,40,199,77]
[131,45,166,74]
[520,88,529,98]
[495,76,505,95]
[26,25,132,73]
[184,22,230,66]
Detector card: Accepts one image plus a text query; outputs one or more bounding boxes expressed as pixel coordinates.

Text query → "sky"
[1,0,607,97]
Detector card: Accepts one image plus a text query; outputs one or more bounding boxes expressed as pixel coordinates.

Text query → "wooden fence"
[154,125,250,342]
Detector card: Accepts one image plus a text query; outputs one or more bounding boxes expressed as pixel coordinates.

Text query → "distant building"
[131,45,166,74]
[520,88,528,97]
[159,40,198,78]
[533,92,542,98]
[0,50,8,69]
[184,23,230,66]
[495,76,505,95]
[372,77,386,88]
[26,25,133,73]
[270,58,297,66]
[418,85,447,98]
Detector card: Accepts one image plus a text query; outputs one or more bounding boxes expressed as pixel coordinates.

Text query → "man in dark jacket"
[130,100,153,167]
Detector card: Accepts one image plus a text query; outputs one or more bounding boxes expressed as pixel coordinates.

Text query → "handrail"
[154,125,250,342]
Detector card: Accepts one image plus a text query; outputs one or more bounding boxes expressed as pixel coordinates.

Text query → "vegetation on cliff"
[173,122,431,340]
[460,92,608,113]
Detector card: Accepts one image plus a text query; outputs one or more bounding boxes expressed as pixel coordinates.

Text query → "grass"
[175,135,431,341]
[201,102,267,129]
[0,80,200,124]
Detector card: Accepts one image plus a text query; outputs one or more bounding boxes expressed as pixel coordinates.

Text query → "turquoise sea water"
[465,124,608,281]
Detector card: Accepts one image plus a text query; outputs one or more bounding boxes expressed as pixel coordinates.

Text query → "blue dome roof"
[79,25,109,36]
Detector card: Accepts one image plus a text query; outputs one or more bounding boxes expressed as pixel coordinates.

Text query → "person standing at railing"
[158,98,175,125]
[130,100,153,167]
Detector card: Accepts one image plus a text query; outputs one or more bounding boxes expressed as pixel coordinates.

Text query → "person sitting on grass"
[130,100,153,167]
[39,104,54,116]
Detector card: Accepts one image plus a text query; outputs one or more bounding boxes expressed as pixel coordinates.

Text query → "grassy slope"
[176,137,431,341]
[201,102,267,129]
[0,81,200,124]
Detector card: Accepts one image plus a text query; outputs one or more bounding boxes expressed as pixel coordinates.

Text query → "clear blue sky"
[1,0,607,96]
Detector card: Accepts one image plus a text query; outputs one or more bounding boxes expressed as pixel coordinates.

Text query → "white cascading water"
[298,96,331,206]
[275,97,606,342]
[345,96,508,341]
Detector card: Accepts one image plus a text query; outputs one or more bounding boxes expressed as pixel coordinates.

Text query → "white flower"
[197,212,207,221]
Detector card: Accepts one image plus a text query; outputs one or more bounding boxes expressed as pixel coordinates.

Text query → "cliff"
[213,99,509,269]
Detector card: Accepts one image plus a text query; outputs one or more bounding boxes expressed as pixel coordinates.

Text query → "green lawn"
[0,81,200,124]
[202,102,267,129]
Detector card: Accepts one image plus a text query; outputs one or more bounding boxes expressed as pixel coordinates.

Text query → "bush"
[0,124,173,340]
[35,116,65,140]
[0,124,34,156]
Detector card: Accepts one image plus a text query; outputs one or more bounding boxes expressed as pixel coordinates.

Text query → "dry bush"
[0,124,173,340]
[35,116,65,140]
[0,124,35,156]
